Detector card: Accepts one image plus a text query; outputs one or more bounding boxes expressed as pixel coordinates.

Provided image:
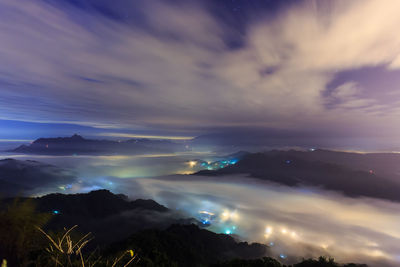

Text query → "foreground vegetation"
[0,199,136,267]
[0,194,368,267]
[212,257,367,267]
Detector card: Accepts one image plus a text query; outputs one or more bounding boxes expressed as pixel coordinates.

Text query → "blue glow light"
[201,220,211,226]
[229,159,238,164]
[285,160,291,164]
[225,229,231,234]
[198,210,215,226]
[269,242,274,246]
[53,210,60,215]
[279,254,287,259]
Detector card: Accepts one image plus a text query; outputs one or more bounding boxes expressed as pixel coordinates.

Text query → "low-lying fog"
[1,151,399,266]
[0,151,215,178]
[125,175,400,267]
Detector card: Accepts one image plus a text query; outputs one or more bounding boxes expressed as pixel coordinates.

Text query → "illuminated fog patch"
[126,175,400,266]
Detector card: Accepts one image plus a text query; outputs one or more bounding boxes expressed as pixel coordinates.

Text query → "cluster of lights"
[184,159,238,173]
[263,224,302,261]
[58,184,72,191]
[198,210,215,225]
[188,161,197,168]
[264,225,298,240]
[224,225,237,235]
[263,225,298,262]
[220,209,239,235]
[199,159,238,171]
[198,208,240,235]
[221,209,239,222]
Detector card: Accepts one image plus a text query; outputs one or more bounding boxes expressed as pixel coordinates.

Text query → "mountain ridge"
[195,150,400,203]
[8,134,188,155]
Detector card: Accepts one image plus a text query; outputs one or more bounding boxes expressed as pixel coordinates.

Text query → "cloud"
[16,163,399,265]
[1,0,400,140]
[97,132,194,140]
[324,82,378,110]
[5,151,400,265]
[118,174,400,267]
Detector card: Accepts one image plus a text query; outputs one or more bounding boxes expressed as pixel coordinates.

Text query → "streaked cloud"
[1,0,400,141]
[0,139,33,142]
[98,132,194,140]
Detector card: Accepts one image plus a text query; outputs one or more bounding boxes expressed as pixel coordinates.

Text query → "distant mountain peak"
[0,158,17,164]
[71,133,85,140]
[9,134,185,155]
[31,134,86,144]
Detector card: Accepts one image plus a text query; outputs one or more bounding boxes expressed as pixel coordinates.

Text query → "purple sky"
[1,0,400,148]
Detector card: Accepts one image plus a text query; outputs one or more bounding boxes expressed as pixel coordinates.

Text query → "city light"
[265,226,273,235]
[188,161,197,168]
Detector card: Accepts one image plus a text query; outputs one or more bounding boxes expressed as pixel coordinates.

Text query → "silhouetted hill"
[220,151,250,160]
[1,190,270,263]
[32,189,168,216]
[107,224,268,267]
[107,224,368,267]
[0,190,369,267]
[9,134,187,155]
[212,257,367,267]
[196,151,400,202]
[263,149,400,180]
[1,190,182,245]
[0,158,76,197]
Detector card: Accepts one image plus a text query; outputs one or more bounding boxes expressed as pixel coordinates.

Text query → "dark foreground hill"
[196,150,400,202]
[108,224,268,267]
[31,189,168,216]
[0,190,276,267]
[0,190,369,267]
[1,189,176,245]
[212,257,367,267]
[105,224,367,267]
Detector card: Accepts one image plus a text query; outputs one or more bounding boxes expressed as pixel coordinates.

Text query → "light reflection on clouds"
[2,152,399,266]
[124,175,400,266]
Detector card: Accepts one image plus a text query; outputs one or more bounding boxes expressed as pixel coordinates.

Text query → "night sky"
[3,2,400,264]
[1,0,400,148]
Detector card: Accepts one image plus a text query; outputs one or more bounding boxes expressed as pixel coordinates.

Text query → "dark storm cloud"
[2,0,400,140]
